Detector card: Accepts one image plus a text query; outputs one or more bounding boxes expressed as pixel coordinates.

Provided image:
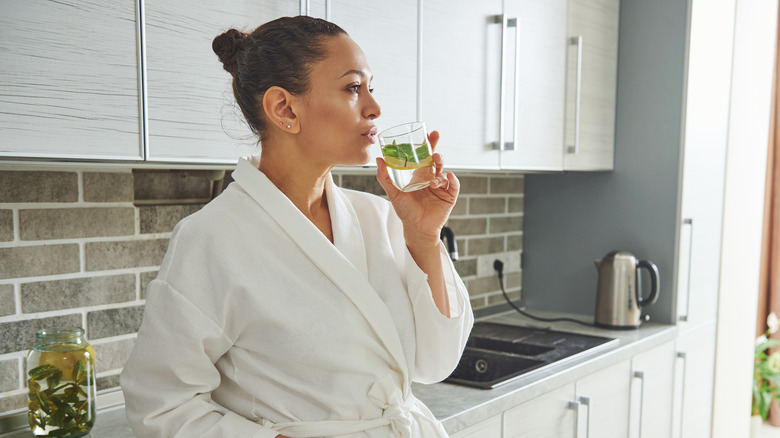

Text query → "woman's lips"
[362,127,378,143]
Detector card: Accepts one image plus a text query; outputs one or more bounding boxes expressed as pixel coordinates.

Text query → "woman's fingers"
[428,130,440,152]
[433,153,444,177]
[375,157,401,198]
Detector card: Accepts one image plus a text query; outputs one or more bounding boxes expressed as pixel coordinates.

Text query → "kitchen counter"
[414,310,678,434]
[0,310,677,437]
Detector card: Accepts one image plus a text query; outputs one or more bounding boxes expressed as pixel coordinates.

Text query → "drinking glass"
[378,122,435,192]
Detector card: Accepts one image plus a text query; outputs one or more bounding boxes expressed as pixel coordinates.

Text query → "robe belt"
[258,375,442,438]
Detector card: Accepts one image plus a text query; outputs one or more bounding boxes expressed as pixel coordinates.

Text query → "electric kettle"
[594,251,660,329]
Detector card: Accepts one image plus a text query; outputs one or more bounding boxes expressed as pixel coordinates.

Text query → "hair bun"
[212,28,247,75]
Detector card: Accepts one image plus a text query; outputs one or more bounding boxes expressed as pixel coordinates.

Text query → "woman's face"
[296,34,381,167]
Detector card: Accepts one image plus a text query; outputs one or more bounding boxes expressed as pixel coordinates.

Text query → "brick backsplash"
[0,166,524,415]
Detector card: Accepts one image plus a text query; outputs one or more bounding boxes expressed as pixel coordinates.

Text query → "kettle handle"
[636,259,660,307]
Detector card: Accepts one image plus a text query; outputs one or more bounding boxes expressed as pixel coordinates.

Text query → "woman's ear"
[262,86,300,133]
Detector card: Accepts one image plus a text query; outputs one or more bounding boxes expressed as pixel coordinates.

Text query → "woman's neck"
[257,141,334,241]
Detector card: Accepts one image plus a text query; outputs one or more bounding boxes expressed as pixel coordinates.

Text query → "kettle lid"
[595,250,635,269]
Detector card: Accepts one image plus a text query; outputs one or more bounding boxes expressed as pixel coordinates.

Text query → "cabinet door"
[576,359,631,438]
[500,0,567,171]
[143,0,299,163]
[563,0,619,170]
[0,0,142,161]
[329,0,417,165]
[504,383,577,438]
[674,0,734,328]
[673,322,716,438]
[421,0,502,170]
[450,413,502,438]
[631,341,675,438]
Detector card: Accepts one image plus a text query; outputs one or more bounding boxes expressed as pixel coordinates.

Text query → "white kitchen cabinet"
[327,0,418,165]
[673,322,716,438]
[503,360,630,438]
[575,359,631,438]
[674,0,734,328]
[420,0,503,169]
[499,0,568,171]
[0,0,142,161]
[143,0,299,163]
[504,383,577,438]
[630,341,675,438]
[563,0,620,171]
[450,413,503,438]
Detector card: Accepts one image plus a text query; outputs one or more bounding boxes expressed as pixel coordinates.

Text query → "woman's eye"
[368,88,375,94]
[347,85,360,93]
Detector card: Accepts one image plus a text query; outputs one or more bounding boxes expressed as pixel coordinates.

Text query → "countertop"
[414,311,678,434]
[0,310,678,437]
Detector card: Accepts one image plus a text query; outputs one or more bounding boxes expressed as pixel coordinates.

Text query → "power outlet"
[477,251,521,278]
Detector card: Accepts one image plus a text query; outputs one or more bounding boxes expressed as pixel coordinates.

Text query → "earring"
[286,124,291,129]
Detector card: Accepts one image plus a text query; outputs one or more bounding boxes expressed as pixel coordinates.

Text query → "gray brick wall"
[0,166,524,415]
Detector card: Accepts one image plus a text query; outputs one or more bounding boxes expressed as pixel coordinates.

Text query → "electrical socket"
[477,251,521,278]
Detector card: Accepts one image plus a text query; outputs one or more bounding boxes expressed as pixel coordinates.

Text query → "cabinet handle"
[137,0,149,160]
[568,400,580,437]
[509,18,520,152]
[679,218,694,322]
[633,371,645,438]
[491,15,519,152]
[675,352,687,438]
[578,396,591,438]
[567,35,583,154]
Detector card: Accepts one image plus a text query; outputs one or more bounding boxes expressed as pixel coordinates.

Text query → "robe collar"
[232,157,409,388]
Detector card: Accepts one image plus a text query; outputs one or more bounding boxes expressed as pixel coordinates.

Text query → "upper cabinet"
[0,0,142,161]
[500,0,569,171]
[563,0,620,171]
[143,0,299,163]
[420,0,619,171]
[1,0,620,169]
[420,0,503,169]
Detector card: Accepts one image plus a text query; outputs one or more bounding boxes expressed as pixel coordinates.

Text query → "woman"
[121,16,473,438]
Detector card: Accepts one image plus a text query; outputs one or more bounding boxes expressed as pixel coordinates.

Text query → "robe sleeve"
[120,280,279,438]
[404,243,474,384]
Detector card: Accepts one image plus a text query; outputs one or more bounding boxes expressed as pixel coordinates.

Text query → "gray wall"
[522,0,688,324]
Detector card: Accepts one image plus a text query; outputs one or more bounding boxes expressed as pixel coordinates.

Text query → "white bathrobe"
[120,157,473,438]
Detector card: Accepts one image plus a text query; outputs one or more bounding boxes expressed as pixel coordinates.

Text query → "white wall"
[712,0,778,435]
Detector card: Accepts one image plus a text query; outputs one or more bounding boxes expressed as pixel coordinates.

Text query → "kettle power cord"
[494,259,594,328]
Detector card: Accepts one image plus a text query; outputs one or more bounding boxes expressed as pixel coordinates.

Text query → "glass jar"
[26,327,96,438]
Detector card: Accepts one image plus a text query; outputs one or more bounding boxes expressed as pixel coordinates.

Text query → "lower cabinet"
[503,360,631,438]
[630,341,676,438]
[575,359,631,438]
[450,339,687,438]
[450,413,503,438]
[673,323,717,438]
[504,384,577,438]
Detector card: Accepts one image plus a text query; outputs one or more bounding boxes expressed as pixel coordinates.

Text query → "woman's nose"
[364,94,381,120]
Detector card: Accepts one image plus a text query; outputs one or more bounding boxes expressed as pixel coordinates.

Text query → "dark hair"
[212,16,347,139]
